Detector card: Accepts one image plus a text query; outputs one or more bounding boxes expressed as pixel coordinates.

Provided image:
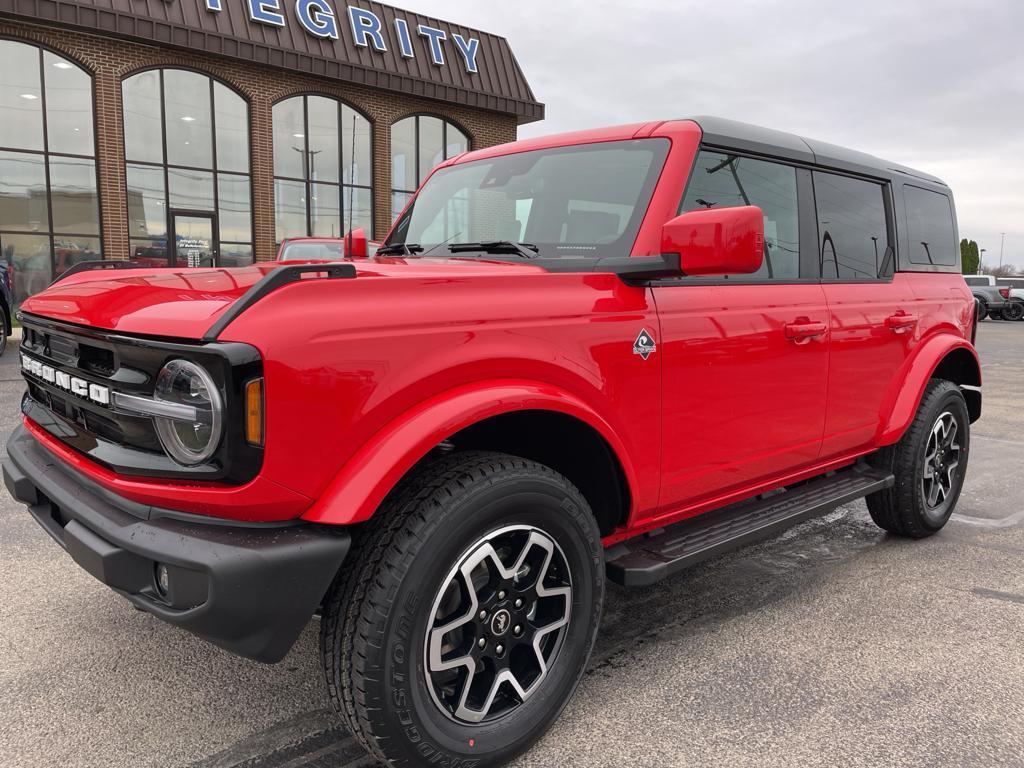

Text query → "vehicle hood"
[18,258,547,339]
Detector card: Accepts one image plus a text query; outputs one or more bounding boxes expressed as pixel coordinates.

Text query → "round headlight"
[153,359,223,466]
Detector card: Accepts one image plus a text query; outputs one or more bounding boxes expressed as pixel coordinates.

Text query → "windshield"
[386,139,669,259]
[279,241,344,261]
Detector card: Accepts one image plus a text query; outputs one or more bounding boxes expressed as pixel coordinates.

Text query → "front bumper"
[3,424,350,662]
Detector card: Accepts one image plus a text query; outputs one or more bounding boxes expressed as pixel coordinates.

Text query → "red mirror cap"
[662,206,764,276]
[345,228,369,259]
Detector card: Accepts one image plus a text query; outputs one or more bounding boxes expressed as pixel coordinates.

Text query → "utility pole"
[979,248,986,274]
[999,232,1006,269]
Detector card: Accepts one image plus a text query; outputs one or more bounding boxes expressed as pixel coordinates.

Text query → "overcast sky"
[408,0,1023,268]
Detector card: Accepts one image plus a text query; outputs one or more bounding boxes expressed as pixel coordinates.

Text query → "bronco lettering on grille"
[21,354,111,406]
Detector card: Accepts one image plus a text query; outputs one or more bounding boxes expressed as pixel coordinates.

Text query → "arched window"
[122,69,252,268]
[272,95,373,241]
[0,40,100,306]
[390,115,469,220]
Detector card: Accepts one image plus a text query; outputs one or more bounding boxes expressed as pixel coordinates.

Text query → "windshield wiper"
[377,242,424,256]
[448,241,540,259]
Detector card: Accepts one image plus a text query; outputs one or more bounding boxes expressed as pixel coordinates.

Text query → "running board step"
[605,464,894,587]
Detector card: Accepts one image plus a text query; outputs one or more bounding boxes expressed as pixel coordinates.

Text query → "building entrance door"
[170,212,218,268]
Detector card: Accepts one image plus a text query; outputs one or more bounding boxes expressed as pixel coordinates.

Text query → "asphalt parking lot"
[1,320,1023,768]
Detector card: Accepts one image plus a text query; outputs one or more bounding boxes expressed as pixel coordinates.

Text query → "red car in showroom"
[5,117,979,767]
[276,235,379,262]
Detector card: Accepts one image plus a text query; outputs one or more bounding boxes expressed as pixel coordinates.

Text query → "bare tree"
[981,264,1023,278]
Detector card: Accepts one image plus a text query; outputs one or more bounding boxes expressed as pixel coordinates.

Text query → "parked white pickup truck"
[964,275,1024,321]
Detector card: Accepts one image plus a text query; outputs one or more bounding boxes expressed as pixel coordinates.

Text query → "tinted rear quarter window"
[904,185,957,266]
[814,172,889,279]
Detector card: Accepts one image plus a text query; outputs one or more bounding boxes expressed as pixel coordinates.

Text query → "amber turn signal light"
[245,378,264,446]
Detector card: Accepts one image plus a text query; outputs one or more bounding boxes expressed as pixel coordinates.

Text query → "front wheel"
[1001,301,1024,321]
[867,379,970,537]
[321,451,604,767]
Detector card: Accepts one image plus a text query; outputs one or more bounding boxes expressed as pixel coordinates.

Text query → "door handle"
[784,319,828,343]
[886,313,918,333]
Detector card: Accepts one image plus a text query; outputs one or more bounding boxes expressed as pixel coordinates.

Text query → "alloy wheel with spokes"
[321,451,603,768]
[867,379,971,538]
[425,524,572,724]
[1003,301,1024,321]
[922,411,961,510]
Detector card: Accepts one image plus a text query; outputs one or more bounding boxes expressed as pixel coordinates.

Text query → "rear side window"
[964,276,989,286]
[904,185,956,266]
[814,172,890,279]
[680,150,800,280]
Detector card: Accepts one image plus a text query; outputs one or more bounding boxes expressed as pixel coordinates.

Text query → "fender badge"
[633,329,656,360]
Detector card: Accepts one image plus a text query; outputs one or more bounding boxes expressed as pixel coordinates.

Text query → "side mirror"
[345,228,369,259]
[661,206,764,276]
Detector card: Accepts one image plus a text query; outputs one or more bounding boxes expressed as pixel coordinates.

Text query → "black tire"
[321,450,604,768]
[977,302,989,321]
[1001,301,1024,321]
[866,379,970,538]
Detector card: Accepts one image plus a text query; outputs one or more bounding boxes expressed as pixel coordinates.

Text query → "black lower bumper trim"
[3,424,350,663]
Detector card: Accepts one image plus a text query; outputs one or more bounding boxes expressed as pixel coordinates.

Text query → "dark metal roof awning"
[0,0,544,123]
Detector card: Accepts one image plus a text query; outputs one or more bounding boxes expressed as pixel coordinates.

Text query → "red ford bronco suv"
[4,117,980,767]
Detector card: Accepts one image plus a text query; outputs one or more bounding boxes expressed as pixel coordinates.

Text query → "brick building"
[0,0,542,307]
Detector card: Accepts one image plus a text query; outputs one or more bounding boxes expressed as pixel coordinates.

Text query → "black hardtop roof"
[689,116,947,188]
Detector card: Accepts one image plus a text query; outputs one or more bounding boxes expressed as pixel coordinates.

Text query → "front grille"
[79,345,116,377]
[21,325,163,456]
[18,313,264,484]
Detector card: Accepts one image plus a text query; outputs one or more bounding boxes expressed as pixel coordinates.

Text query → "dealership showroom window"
[122,68,253,269]
[0,40,101,306]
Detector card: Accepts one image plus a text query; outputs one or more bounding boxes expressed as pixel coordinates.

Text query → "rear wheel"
[867,379,970,537]
[1001,301,1024,321]
[321,451,604,767]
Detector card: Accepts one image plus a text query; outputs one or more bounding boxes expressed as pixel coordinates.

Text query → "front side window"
[387,139,668,260]
[814,172,890,279]
[122,70,253,266]
[904,185,956,267]
[390,115,469,221]
[680,151,800,280]
[272,95,372,242]
[0,41,100,306]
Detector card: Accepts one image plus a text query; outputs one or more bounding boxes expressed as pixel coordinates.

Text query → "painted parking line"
[951,509,1024,528]
[971,433,1024,447]
[971,587,1024,605]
